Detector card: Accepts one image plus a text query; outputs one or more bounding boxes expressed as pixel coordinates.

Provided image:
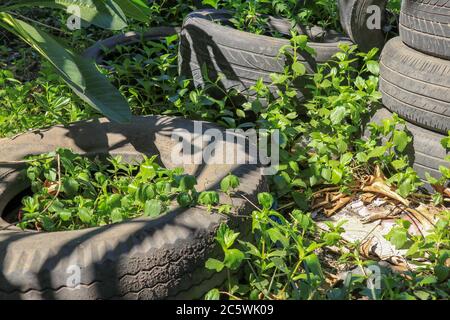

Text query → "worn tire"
[379,37,450,134]
[178,9,352,100]
[400,0,450,60]
[0,116,266,300]
[83,27,180,64]
[366,107,449,185]
[338,0,389,52]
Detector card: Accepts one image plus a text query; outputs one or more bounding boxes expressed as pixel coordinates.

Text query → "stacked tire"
[372,0,450,185]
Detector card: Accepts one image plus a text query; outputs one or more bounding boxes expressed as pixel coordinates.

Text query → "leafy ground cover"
[0,0,449,300]
[17,148,206,231]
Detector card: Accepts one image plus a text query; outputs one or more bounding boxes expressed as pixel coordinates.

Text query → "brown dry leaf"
[324,196,353,217]
[362,166,410,207]
[362,206,401,224]
[43,180,60,196]
[360,192,377,204]
[445,258,450,268]
[360,237,374,259]
[405,204,438,231]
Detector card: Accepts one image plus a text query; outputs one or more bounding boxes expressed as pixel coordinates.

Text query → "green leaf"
[198,191,219,206]
[0,14,132,123]
[59,210,72,222]
[110,208,123,223]
[434,265,449,283]
[292,61,306,76]
[304,254,324,280]
[267,228,289,248]
[366,60,380,75]
[205,258,224,272]
[393,130,410,152]
[367,146,386,159]
[144,199,162,217]
[201,0,220,9]
[386,228,408,249]
[417,276,437,287]
[62,177,79,198]
[223,249,245,270]
[257,192,273,210]
[78,207,92,224]
[113,0,151,23]
[330,106,347,125]
[204,288,220,300]
[220,174,240,193]
[1,0,127,30]
[179,175,197,191]
[177,193,193,207]
[41,216,55,231]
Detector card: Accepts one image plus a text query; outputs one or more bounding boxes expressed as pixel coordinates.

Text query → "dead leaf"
[324,196,353,217]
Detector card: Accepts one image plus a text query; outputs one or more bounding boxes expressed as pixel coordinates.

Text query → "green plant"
[0,61,98,138]
[18,148,201,231]
[203,31,450,300]
[202,0,340,35]
[0,0,155,122]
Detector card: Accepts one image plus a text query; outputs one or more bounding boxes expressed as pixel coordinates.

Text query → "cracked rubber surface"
[366,107,449,185]
[178,9,352,100]
[0,116,266,300]
[400,0,450,60]
[338,0,389,52]
[380,37,450,134]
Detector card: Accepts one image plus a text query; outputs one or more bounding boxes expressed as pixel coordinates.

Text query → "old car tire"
[338,0,389,52]
[400,0,450,60]
[178,9,352,100]
[366,107,449,186]
[0,116,266,299]
[379,37,450,134]
[83,26,180,64]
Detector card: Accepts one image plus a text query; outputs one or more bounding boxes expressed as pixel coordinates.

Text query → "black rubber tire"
[338,0,389,52]
[83,27,180,64]
[0,116,266,300]
[178,9,352,100]
[400,0,450,60]
[366,107,449,185]
[379,37,450,135]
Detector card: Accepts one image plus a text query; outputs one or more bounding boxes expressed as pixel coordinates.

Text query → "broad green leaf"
[366,60,380,75]
[393,130,410,152]
[267,228,289,248]
[205,258,224,272]
[330,106,347,125]
[257,192,273,210]
[204,288,220,300]
[220,174,240,193]
[198,191,219,206]
[292,61,306,76]
[62,177,79,198]
[386,228,408,249]
[144,199,162,217]
[0,14,132,122]
[113,0,151,23]
[304,254,324,280]
[78,207,92,223]
[179,175,197,191]
[110,208,124,223]
[223,249,245,270]
[1,0,127,30]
